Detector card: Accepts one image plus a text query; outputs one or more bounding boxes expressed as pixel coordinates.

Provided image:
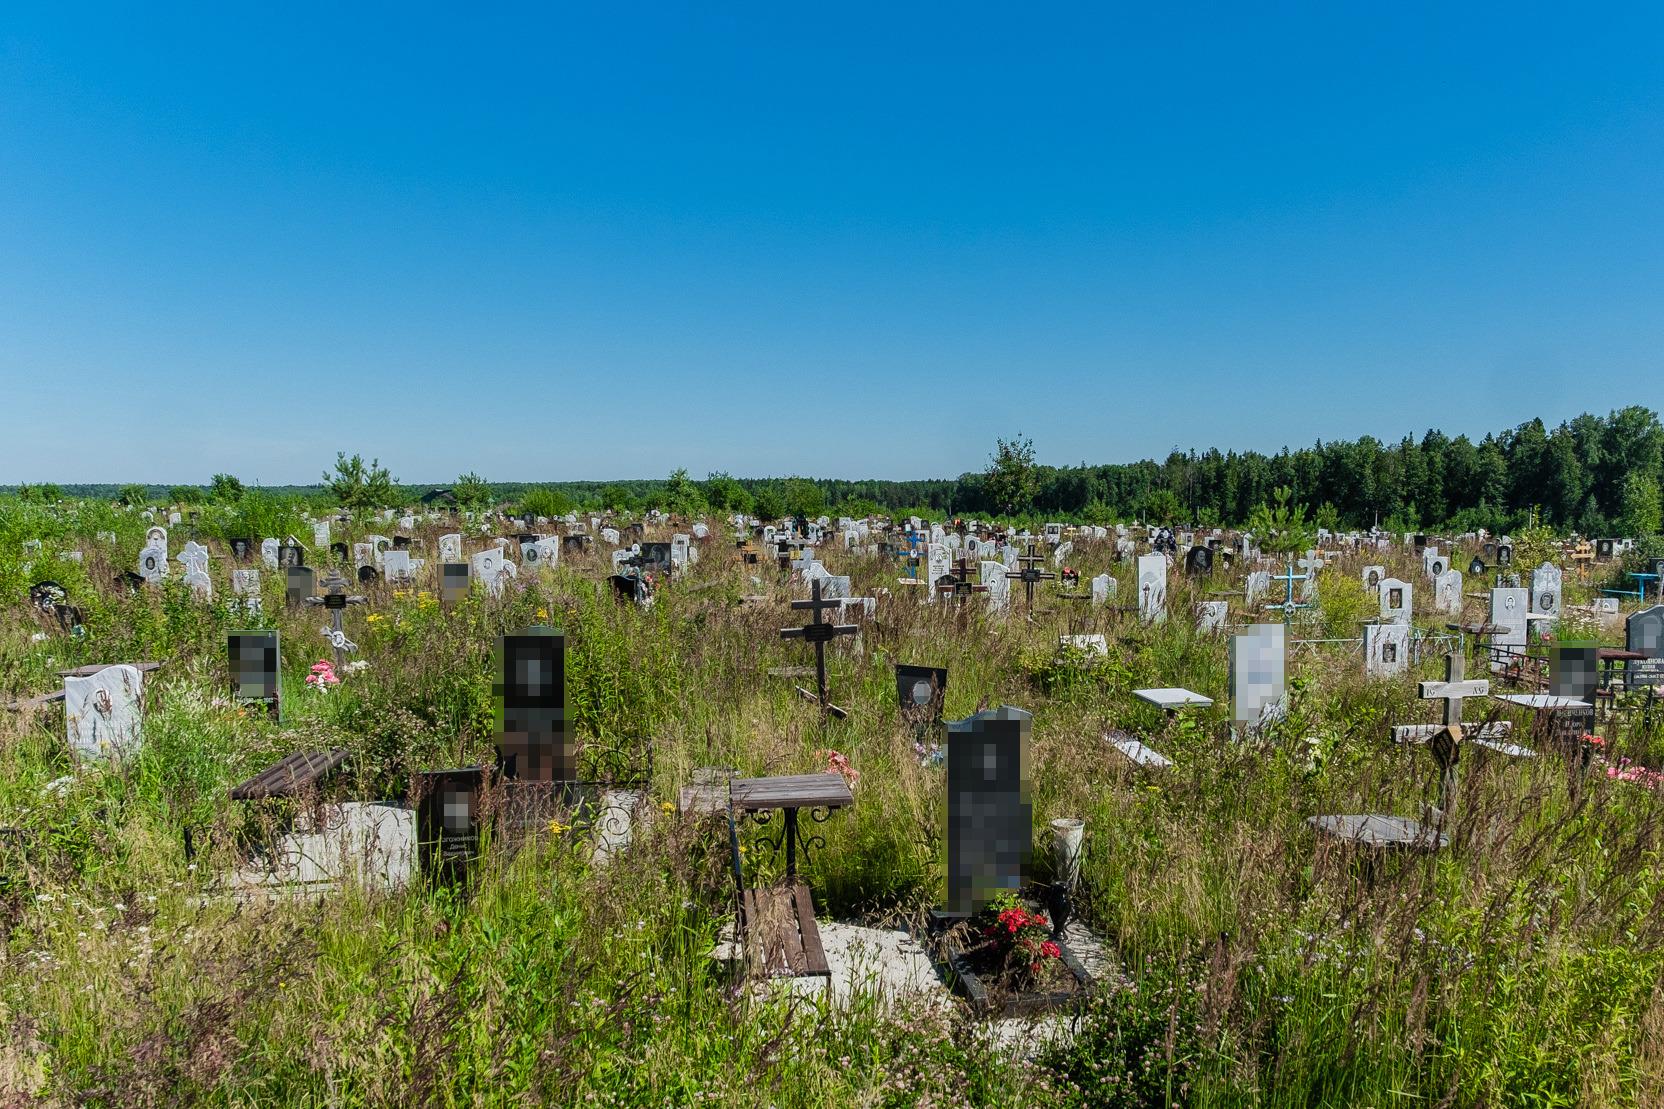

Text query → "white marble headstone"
[66,665,144,761]
[1379,578,1412,624]
[1137,554,1167,624]
[1491,587,1529,649]
[1364,622,1409,678]
[980,561,1011,613]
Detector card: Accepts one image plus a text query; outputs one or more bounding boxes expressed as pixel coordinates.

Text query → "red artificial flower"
[1041,941,1061,959]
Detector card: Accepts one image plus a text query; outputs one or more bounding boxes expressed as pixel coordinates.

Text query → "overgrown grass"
[0,508,1661,1105]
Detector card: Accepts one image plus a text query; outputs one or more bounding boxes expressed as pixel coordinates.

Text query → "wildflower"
[342,660,369,675]
[536,608,549,620]
[548,819,569,835]
[660,802,676,815]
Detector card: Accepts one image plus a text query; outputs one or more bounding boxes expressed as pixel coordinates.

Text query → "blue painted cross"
[1265,560,1312,623]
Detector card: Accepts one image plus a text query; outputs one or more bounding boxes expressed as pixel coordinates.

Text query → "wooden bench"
[727,800,832,980]
[229,749,349,800]
[738,884,830,979]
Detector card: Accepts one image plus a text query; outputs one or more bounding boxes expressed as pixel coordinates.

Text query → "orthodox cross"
[1417,652,1488,822]
[1265,560,1311,623]
[779,577,858,716]
[936,556,989,602]
[304,570,368,668]
[1005,542,1057,609]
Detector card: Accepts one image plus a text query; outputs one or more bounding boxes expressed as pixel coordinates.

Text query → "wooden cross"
[1005,542,1057,609]
[936,556,989,602]
[779,578,858,715]
[1418,652,1489,820]
[304,570,368,669]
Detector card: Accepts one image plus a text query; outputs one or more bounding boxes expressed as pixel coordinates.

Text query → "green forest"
[9,407,1663,535]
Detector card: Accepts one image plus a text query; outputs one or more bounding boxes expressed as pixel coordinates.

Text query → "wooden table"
[730,773,853,880]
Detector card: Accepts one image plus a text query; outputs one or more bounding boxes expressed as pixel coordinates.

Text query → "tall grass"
[0,508,1659,1105]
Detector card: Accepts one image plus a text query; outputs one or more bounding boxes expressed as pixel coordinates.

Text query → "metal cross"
[1265,560,1312,623]
[780,577,858,715]
[936,556,989,602]
[1005,542,1057,609]
[304,570,368,669]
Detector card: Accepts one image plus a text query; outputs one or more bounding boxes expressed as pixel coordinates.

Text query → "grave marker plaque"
[416,767,484,882]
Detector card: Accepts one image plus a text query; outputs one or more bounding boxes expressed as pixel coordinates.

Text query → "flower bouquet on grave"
[304,660,340,693]
[957,891,1069,994]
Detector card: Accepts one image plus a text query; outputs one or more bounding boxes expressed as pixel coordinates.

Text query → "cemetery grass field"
[2,499,1664,1107]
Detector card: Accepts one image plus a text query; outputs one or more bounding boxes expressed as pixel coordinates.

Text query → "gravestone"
[65,665,144,760]
[1627,605,1664,657]
[381,550,416,584]
[312,520,330,548]
[230,538,254,563]
[944,705,1031,917]
[1184,546,1213,577]
[1435,569,1463,616]
[1496,542,1513,568]
[896,664,948,725]
[1051,540,1073,568]
[521,537,559,571]
[1531,562,1563,619]
[1195,600,1229,635]
[1362,565,1385,592]
[497,629,570,782]
[926,543,952,605]
[1136,554,1167,624]
[1550,646,1599,703]
[1230,624,1286,731]
[231,568,263,617]
[1090,573,1116,606]
[1244,570,1270,605]
[279,540,304,569]
[438,533,463,563]
[1490,587,1529,651]
[1379,578,1412,624]
[285,565,315,609]
[471,548,515,599]
[1364,622,1409,679]
[229,631,281,720]
[441,563,470,604]
[178,542,212,601]
[416,767,484,882]
[981,561,1012,613]
[138,543,168,583]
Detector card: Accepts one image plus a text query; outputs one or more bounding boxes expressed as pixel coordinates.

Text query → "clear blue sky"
[3,4,1662,485]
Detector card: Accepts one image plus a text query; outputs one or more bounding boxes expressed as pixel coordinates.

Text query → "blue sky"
[2,4,1662,485]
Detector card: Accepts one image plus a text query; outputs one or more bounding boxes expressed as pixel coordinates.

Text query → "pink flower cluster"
[1584,735,1664,791]
[820,749,859,787]
[305,660,340,690]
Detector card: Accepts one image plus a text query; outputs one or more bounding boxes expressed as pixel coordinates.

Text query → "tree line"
[7,408,1661,535]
